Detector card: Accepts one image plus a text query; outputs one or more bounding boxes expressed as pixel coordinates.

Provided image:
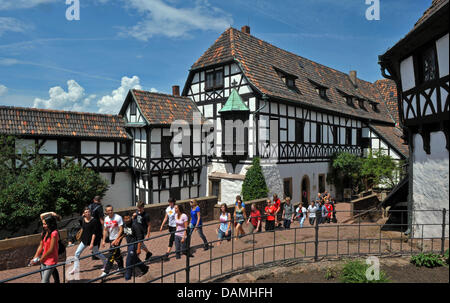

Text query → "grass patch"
[339,259,390,283]
[410,252,447,268]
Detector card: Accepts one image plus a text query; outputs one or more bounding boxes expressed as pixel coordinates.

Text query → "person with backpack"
[295,203,308,228]
[88,196,104,260]
[122,212,149,281]
[100,205,124,278]
[29,215,60,283]
[132,201,153,261]
[282,197,295,229]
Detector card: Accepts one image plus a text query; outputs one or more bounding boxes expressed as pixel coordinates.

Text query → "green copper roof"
[219,89,250,113]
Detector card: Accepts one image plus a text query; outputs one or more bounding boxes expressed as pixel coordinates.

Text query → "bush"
[0,155,108,233]
[339,259,390,283]
[410,253,446,268]
[241,157,269,202]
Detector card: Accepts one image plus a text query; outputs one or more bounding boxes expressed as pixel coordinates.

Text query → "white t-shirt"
[175,214,188,237]
[166,206,176,227]
[104,214,123,241]
[296,207,307,218]
[308,205,318,218]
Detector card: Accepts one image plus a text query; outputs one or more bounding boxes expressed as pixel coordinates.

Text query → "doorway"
[301,175,310,204]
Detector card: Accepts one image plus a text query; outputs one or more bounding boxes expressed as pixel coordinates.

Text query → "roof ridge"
[131,89,191,99]
[0,105,122,118]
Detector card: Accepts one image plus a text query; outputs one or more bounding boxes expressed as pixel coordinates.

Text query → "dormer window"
[418,45,437,84]
[371,102,379,112]
[345,96,354,107]
[274,67,299,92]
[358,99,367,110]
[308,79,328,100]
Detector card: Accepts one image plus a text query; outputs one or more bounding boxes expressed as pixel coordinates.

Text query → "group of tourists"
[29,191,337,283]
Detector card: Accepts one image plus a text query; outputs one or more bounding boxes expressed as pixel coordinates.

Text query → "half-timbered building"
[183,25,407,204]
[0,106,132,210]
[118,87,208,205]
[379,0,449,237]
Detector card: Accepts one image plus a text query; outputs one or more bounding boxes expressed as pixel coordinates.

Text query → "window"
[318,174,326,193]
[283,178,292,199]
[295,120,304,144]
[345,128,352,146]
[319,88,327,98]
[119,142,129,155]
[371,103,379,112]
[316,124,322,144]
[333,126,338,145]
[205,69,224,91]
[161,176,169,190]
[170,188,181,200]
[161,135,173,158]
[210,179,221,201]
[358,99,366,110]
[130,102,137,115]
[356,129,363,146]
[418,46,437,84]
[345,96,354,107]
[59,140,80,156]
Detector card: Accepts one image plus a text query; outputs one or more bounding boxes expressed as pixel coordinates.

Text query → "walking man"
[160,198,177,261]
[100,205,124,278]
[133,201,153,260]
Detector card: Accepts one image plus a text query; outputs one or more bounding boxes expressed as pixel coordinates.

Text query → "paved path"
[0,203,447,283]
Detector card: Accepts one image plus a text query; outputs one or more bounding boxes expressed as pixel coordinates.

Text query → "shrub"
[339,259,390,283]
[410,253,446,268]
[241,157,269,201]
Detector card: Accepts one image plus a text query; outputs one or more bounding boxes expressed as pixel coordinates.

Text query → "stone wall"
[0,230,68,271]
[213,198,268,220]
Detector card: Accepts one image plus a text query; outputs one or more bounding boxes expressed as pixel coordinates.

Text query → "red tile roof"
[0,106,129,139]
[131,90,203,125]
[191,27,396,125]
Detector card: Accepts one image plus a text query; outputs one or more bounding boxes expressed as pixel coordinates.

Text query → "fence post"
[441,208,447,255]
[185,227,191,283]
[314,210,319,262]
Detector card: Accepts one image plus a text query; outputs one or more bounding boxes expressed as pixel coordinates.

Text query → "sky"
[0,0,432,114]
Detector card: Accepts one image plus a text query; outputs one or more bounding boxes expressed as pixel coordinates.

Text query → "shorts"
[218,229,231,241]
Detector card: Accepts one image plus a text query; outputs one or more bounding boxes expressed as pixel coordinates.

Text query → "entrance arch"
[301,175,310,204]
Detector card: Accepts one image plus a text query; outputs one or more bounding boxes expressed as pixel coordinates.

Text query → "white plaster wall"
[412,132,449,238]
[39,140,57,154]
[100,172,133,210]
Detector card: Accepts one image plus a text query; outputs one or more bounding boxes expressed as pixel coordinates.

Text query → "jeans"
[168,226,176,248]
[299,217,306,228]
[72,241,107,272]
[125,244,148,281]
[103,242,124,274]
[40,264,58,283]
[189,223,208,247]
[283,219,292,229]
[265,220,275,231]
[309,217,316,225]
[174,235,186,259]
[218,229,231,241]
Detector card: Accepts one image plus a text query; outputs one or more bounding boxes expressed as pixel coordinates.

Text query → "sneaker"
[92,255,100,261]
[203,245,209,251]
[145,252,153,260]
[99,272,107,278]
[163,254,170,261]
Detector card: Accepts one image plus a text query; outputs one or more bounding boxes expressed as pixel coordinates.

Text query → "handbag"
[75,228,83,242]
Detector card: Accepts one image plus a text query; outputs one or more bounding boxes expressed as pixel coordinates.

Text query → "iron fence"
[0,207,448,283]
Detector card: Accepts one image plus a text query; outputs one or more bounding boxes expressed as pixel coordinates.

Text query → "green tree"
[327,152,364,195]
[241,157,269,201]
[361,149,401,189]
[0,135,108,232]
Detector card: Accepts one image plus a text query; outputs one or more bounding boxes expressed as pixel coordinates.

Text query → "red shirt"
[265,206,276,221]
[325,203,333,218]
[250,210,261,227]
[42,230,59,266]
[273,199,281,212]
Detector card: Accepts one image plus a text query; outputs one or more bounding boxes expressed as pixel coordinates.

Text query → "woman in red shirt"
[247,203,262,233]
[30,215,60,283]
[264,199,276,231]
[273,194,282,228]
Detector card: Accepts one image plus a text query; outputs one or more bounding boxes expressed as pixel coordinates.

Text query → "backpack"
[57,231,66,256]
[88,203,102,219]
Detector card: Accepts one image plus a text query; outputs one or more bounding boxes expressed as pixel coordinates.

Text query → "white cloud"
[0,17,30,36]
[97,76,142,114]
[33,80,95,112]
[119,0,233,41]
[0,0,57,10]
[0,84,7,96]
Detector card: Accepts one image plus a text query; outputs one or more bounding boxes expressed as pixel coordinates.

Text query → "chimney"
[349,70,357,87]
[241,25,250,34]
[172,85,180,96]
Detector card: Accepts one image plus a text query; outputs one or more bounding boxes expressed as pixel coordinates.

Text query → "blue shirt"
[190,206,202,226]
[235,201,245,208]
